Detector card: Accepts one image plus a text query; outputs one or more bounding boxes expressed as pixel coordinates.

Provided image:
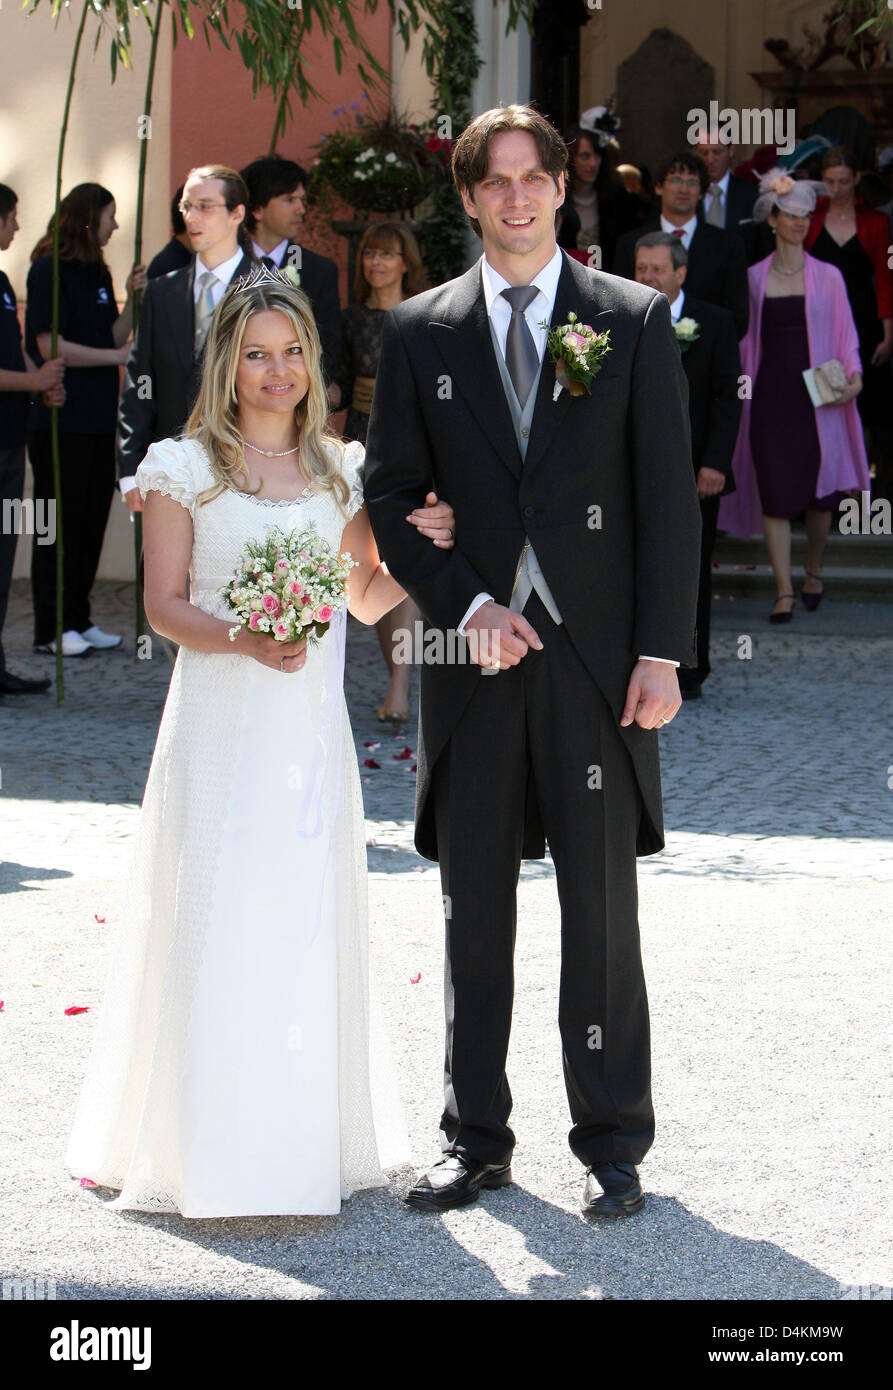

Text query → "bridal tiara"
[230,262,301,294]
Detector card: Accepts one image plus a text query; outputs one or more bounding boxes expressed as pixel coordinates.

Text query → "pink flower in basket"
[248,612,263,631]
[273,620,290,638]
[261,592,281,615]
[288,580,303,597]
[318,605,334,622]
[275,559,289,573]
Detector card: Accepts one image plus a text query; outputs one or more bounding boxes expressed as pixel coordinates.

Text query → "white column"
[471,0,532,113]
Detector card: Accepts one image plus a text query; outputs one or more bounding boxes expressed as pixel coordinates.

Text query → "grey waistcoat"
[487,319,563,624]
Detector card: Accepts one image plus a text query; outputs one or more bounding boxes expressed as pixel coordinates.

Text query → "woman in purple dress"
[720,172,870,621]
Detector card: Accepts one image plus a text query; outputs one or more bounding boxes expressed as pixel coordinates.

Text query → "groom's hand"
[464,600,542,670]
[620,659,681,730]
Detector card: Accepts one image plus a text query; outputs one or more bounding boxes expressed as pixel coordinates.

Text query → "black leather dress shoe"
[0,671,51,694]
[581,1161,645,1217]
[405,1153,513,1211]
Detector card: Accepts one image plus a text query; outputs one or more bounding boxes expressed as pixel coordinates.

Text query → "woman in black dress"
[805,147,893,438]
[26,183,145,656]
[335,222,428,722]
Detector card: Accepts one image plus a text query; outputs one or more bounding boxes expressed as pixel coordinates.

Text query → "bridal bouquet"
[222,524,355,647]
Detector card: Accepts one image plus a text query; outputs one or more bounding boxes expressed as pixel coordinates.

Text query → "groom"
[364,105,700,1217]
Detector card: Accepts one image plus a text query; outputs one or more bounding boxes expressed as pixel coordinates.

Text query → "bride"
[64,266,456,1217]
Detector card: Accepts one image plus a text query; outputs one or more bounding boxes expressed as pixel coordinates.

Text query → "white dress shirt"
[704,170,730,226]
[251,237,290,268]
[120,250,247,495]
[660,212,698,251]
[457,250,677,667]
[669,288,686,322]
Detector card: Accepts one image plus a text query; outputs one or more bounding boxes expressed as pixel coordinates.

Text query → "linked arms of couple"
[356,496,680,733]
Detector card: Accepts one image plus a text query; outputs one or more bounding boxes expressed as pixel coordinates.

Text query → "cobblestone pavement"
[1,580,891,1300]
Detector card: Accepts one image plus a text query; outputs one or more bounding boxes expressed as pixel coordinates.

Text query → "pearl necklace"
[243,440,300,457]
[771,256,805,276]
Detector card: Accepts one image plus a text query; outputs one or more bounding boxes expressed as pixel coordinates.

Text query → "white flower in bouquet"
[221,524,356,649]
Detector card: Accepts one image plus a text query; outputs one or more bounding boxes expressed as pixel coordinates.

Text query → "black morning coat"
[364,251,702,861]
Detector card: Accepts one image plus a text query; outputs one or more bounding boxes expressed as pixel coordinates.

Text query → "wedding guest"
[117,165,255,513]
[635,232,741,698]
[335,221,428,723]
[559,113,637,270]
[0,183,63,693]
[612,151,749,337]
[615,162,654,225]
[26,184,145,656]
[146,186,192,280]
[240,155,341,393]
[718,171,870,621]
[690,125,762,264]
[804,147,893,443]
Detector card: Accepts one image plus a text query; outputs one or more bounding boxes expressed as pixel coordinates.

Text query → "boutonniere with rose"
[673,317,701,352]
[541,311,612,401]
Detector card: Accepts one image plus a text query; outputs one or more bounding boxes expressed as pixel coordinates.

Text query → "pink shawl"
[718,253,870,539]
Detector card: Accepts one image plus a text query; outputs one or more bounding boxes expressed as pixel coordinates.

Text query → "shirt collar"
[481,245,564,317]
[251,237,290,267]
[195,246,244,291]
[713,170,730,195]
[668,287,685,321]
[660,212,698,240]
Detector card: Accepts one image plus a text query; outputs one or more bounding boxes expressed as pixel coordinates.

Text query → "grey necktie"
[194,269,217,352]
[707,183,725,227]
[501,285,540,406]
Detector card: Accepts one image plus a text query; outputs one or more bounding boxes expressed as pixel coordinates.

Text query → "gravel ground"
[0,582,891,1301]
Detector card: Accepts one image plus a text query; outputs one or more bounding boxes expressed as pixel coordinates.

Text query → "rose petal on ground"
[363,759,380,769]
[79,1178,97,1188]
[410,973,422,984]
[64,1006,90,1016]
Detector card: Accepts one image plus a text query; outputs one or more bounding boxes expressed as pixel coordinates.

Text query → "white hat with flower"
[752,167,828,222]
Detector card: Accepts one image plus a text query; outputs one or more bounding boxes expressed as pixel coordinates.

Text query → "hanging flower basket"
[308,102,452,218]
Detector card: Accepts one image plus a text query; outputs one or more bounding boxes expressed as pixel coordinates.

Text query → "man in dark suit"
[691,128,763,262]
[365,106,701,1217]
[635,232,742,698]
[117,165,255,511]
[239,156,341,399]
[612,151,749,338]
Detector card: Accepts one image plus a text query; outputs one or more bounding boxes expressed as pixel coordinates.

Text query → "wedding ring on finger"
[657,716,669,727]
[280,658,287,674]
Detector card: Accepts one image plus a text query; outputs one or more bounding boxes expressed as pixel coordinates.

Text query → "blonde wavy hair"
[185,271,350,511]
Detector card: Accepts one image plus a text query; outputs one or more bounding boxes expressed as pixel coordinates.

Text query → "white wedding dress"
[65,436,409,1217]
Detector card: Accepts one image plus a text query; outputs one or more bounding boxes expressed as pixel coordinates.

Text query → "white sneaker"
[80,625,123,650]
[34,629,92,657]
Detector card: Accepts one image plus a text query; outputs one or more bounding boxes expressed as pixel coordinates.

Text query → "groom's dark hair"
[452,105,567,238]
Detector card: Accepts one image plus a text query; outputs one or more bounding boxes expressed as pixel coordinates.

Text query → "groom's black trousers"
[432,590,654,1169]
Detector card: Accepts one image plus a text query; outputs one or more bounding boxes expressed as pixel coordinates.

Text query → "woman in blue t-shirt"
[26,183,145,656]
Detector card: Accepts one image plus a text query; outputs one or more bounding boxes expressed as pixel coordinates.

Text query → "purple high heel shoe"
[769,594,795,624]
[801,569,824,612]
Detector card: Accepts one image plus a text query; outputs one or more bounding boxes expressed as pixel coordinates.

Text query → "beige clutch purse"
[802,359,848,406]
